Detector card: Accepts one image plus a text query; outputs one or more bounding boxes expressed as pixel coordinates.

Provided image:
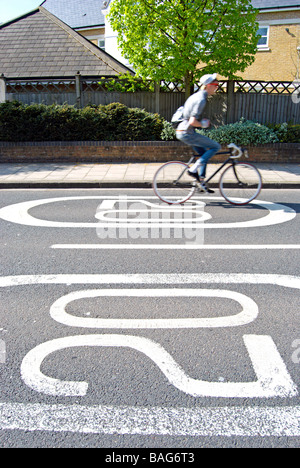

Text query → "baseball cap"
[199,73,218,85]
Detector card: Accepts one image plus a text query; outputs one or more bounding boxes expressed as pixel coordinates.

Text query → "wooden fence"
[1,75,300,124]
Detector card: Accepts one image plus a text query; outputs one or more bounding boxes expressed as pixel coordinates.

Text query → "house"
[42,0,300,81]
[41,0,129,68]
[42,0,300,82]
[1,1,299,81]
[0,5,132,78]
[40,0,107,50]
[242,0,300,81]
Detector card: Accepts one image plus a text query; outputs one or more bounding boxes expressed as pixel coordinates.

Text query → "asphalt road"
[0,188,299,449]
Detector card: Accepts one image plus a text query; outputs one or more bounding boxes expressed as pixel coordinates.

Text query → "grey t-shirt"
[177,90,208,132]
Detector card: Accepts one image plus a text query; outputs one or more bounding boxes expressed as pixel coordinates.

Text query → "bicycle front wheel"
[219,162,262,205]
[152,161,196,204]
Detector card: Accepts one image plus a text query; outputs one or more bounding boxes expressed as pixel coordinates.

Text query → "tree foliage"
[108,0,259,91]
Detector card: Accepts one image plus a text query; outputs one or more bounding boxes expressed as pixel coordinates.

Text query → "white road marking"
[95,198,211,224]
[20,334,298,398]
[51,244,300,249]
[0,274,299,435]
[49,288,259,329]
[1,273,299,289]
[0,401,299,436]
[0,340,5,364]
[0,196,296,229]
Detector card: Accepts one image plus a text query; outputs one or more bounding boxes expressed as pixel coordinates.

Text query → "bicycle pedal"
[196,183,205,193]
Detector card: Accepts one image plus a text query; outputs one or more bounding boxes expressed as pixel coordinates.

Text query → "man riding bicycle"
[176,73,221,194]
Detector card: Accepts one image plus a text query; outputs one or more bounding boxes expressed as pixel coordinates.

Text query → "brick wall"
[0,141,299,163]
[217,11,300,82]
[240,22,300,81]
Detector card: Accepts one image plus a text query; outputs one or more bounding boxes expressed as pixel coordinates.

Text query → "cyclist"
[176,73,221,193]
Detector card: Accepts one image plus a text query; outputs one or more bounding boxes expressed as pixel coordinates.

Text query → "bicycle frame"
[153,145,262,205]
[205,153,237,184]
[176,150,239,185]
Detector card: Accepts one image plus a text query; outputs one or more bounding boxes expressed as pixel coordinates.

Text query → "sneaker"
[200,179,215,194]
[187,170,201,182]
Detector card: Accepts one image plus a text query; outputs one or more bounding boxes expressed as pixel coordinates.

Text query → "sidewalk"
[0,162,299,188]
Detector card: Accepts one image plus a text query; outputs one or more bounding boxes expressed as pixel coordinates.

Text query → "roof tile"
[0,7,131,78]
[41,0,107,28]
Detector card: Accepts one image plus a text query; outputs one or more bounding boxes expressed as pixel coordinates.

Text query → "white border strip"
[0,402,299,436]
[51,244,300,250]
[1,273,299,289]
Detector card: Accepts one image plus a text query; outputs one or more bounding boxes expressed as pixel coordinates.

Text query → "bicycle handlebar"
[227,143,243,158]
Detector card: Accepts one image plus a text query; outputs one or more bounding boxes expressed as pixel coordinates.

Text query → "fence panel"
[5,78,79,106]
[157,92,185,121]
[6,91,78,106]
[2,76,300,124]
[118,92,158,114]
[231,93,300,124]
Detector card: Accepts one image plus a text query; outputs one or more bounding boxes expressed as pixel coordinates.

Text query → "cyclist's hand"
[200,118,210,128]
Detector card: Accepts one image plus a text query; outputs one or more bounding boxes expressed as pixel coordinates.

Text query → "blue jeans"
[176,131,221,178]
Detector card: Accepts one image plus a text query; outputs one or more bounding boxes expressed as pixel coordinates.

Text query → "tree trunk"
[184,71,193,100]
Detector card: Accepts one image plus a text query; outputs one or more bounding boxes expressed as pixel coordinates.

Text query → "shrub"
[97,103,164,141]
[267,122,300,143]
[196,118,279,146]
[0,101,164,142]
[286,125,300,143]
[160,120,176,141]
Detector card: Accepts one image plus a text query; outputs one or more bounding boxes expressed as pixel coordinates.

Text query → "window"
[257,27,269,49]
[98,38,105,51]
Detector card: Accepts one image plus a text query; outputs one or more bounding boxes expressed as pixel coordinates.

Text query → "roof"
[40,0,300,29]
[251,0,300,9]
[0,7,132,78]
[41,0,110,29]
[40,0,300,30]
[22,1,300,32]
[38,0,300,31]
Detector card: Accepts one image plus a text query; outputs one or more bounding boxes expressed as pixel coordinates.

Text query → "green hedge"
[196,119,279,145]
[162,119,300,144]
[1,101,299,143]
[266,122,300,143]
[0,101,165,142]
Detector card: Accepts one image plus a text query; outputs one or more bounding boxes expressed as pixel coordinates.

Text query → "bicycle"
[152,143,263,205]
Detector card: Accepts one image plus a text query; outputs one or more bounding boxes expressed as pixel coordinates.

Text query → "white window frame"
[98,36,106,51]
[257,25,270,50]
[84,34,106,51]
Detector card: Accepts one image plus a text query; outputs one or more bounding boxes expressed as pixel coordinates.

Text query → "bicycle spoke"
[219,162,262,205]
[152,162,196,204]
[153,150,262,206]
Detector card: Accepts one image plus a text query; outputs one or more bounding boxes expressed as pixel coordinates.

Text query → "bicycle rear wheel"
[152,161,196,204]
[219,162,262,205]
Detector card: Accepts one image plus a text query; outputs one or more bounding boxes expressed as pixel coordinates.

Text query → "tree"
[108,0,259,97]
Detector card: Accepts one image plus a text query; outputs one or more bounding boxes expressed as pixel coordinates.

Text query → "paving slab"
[0,162,299,188]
